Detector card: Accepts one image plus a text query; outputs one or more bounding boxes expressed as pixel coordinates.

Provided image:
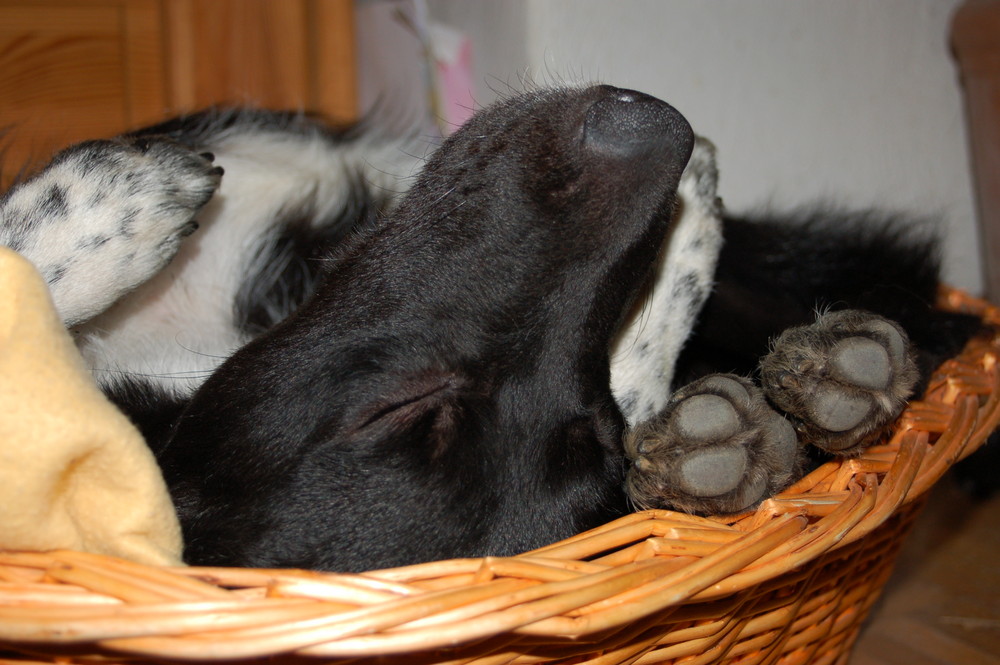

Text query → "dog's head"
[171,85,694,570]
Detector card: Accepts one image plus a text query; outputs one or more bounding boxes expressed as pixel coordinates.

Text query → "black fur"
[673,209,980,388]
[153,86,694,570]
[125,107,363,151]
[234,185,382,337]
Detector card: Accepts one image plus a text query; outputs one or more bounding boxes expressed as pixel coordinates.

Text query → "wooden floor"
[851,467,1000,664]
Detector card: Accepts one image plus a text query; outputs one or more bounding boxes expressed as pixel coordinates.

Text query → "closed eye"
[359,375,459,429]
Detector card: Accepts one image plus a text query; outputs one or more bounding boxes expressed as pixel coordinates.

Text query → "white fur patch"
[610,137,723,425]
[72,129,425,398]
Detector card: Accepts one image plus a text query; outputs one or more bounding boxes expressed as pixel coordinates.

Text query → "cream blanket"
[0,247,182,566]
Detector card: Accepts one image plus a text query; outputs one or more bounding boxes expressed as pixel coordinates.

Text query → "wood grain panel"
[0,0,165,183]
[312,0,358,123]
[163,0,356,122]
[0,0,356,188]
[164,0,311,112]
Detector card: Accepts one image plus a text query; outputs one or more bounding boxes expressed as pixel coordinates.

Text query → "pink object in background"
[428,23,476,134]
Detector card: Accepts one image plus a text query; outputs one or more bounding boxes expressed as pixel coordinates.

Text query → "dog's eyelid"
[356,370,467,431]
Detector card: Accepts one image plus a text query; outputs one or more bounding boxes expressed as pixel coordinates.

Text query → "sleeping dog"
[0,85,976,571]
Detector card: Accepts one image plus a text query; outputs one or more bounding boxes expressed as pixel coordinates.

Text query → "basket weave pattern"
[1,288,998,665]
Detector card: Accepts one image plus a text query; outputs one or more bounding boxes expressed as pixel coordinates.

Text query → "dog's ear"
[347,370,471,459]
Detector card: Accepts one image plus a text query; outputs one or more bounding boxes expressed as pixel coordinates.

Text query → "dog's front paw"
[80,136,223,268]
[6,136,223,325]
[760,310,919,455]
[625,374,802,514]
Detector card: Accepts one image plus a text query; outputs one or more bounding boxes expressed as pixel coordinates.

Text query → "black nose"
[583,86,692,161]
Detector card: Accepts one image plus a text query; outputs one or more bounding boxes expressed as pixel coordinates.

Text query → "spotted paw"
[760,309,919,455]
[99,136,223,269]
[1,136,223,325]
[625,374,802,514]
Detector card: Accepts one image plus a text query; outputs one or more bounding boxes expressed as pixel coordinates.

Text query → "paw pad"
[764,410,798,460]
[673,394,740,441]
[761,310,919,455]
[829,336,890,389]
[625,374,802,515]
[678,446,747,497]
[625,310,919,517]
[811,383,872,433]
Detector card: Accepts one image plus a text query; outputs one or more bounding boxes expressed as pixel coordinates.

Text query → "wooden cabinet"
[0,0,357,187]
[952,0,1000,301]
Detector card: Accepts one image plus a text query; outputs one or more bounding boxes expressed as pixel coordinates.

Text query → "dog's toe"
[764,408,799,459]
[677,446,748,497]
[829,336,891,389]
[810,383,872,433]
[673,394,741,441]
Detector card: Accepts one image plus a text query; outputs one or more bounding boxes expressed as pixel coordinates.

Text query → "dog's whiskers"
[91,368,215,380]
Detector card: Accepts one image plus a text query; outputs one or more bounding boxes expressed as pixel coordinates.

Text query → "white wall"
[361,0,983,294]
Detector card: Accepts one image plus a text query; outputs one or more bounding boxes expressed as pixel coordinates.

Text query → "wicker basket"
[1,288,998,665]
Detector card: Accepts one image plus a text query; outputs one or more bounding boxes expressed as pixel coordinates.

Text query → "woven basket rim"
[1,286,997,664]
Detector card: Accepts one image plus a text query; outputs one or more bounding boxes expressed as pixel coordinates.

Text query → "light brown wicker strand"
[99,520,800,660]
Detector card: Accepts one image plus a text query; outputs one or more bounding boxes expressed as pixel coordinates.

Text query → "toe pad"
[830,336,890,389]
[811,384,871,433]
[678,447,749,497]
[674,394,740,441]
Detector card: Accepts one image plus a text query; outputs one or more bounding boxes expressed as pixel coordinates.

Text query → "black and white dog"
[0,85,976,571]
